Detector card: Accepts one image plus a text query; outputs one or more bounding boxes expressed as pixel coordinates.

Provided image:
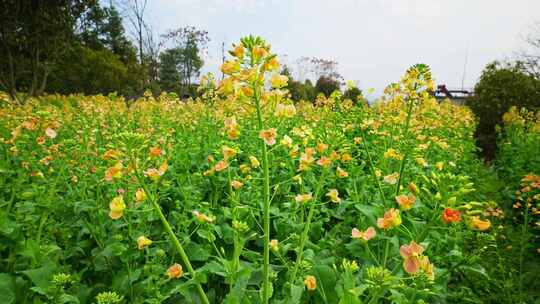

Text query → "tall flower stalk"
[130,150,210,304]
[220,36,285,303]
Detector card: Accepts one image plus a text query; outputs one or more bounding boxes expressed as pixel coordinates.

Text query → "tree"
[0,0,88,102]
[315,76,341,97]
[158,48,183,93]
[120,0,148,65]
[343,86,362,102]
[47,45,136,95]
[467,61,540,159]
[103,5,137,63]
[518,22,540,78]
[160,26,209,95]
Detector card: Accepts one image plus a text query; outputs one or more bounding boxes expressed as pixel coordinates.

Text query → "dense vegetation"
[1,37,539,303]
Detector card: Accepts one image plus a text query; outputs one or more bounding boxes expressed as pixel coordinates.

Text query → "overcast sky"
[141,0,540,96]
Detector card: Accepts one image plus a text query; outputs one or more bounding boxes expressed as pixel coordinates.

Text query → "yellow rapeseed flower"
[109,195,126,220]
[137,236,152,250]
[304,275,317,291]
[326,189,341,203]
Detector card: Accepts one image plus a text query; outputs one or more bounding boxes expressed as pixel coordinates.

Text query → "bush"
[466,61,540,159]
[315,76,341,97]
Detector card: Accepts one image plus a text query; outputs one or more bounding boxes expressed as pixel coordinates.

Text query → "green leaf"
[21,261,58,297]
[224,267,252,304]
[0,273,16,304]
[313,264,338,304]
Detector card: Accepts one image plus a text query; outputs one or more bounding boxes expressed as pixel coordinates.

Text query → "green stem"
[134,167,209,304]
[360,128,386,203]
[395,88,416,196]
[253,83,271,303]
[519,198,530,300]
[289,171,326,285]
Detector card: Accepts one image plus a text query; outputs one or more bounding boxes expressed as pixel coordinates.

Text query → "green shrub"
[466,61,540,159]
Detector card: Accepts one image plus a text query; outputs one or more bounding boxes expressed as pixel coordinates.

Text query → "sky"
[139,0,540,96]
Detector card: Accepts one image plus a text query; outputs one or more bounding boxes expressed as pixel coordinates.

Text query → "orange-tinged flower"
[231,180,243,190]
[395,194,416,210]
[222,145,237,161]
[264,57,280,71]
[105,162,123,182]
[45,127,57,139]
[469,216,491,231]
[317,156,332,167]
[36,136,45,145]
[383,172,399,184]
[241,86,254,97]
[232,44,244,58]
[270,74,288,88]
[144,161,168,181]
[442,208,461,223]
[224,116,240,140]
[326,188,341,203]
[166,263,183,279]
[144,168,161,180]
[377,208,402,229]
[103,149,121,160]
[109,195,126,220]
[220,60,240,74]
[135,188,147,203]
[149,146,162,157]
[214,160,229,172]
[336,166,349,178]
[259,128,277,145]
[304,275,317,291]
[408,182,419,194]
[316,142,328,153]
[295,193,312,204]
[226,128,240,140]
[400,240,425,274]
[341,153,353,162]
[137,236,152,250]
[351,227,376,241]
[252,46,268,60]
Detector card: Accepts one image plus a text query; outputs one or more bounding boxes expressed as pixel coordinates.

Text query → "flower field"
[0,37,537,304]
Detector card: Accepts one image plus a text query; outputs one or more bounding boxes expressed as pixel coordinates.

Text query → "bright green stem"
[519,198,530,300]
[289,172,325,285]
[149,194,209,304]
[136,171,209,304]
[395,92,416,196]
[254,86,271,303]
[360,128,386,203]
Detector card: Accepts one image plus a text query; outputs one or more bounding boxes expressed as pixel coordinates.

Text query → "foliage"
[159,26,209,96]
[0,0,88,102]
[47,45,141,96]
[0,37,535,304]
[466,61,540,159]
[315,76,341,97]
